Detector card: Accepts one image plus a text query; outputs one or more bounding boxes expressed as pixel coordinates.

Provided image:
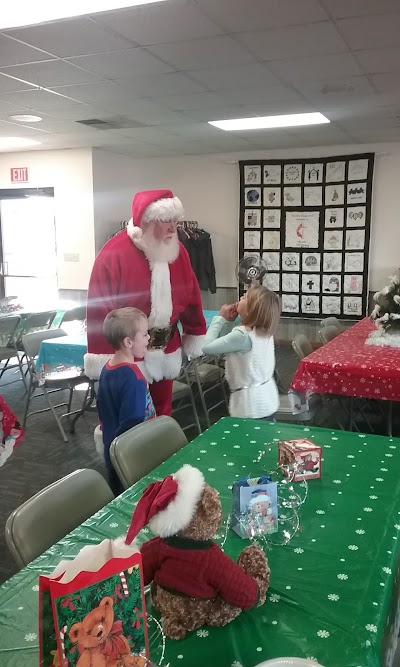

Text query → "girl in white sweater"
[202,285,281,420]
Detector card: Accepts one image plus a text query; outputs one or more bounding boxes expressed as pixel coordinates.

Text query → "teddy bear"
[125,464,270,640]
[371,276,400,332]
[69,596,145,667]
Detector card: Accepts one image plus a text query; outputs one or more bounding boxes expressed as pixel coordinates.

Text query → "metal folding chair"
[190,355,229,428]
[172,360,201,435]
[58,305,86,334]
[319,325,340,344]
[5,469,113,567]
[22,329,89,442]
[321,316,343,331]
[0,315,26,387]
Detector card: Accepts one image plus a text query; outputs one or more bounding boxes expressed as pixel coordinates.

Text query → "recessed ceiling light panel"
[209,112,330,131]
[0,0,167,30]
[0,137,41,150]
[9,114,43,123]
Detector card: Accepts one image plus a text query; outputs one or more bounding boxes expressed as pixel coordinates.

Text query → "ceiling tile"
[0,119,51,136]
[0,89,87,112]
[297,75,374,101]
[369,73,400,94]
[337,13,400,50]
[49,81,133,105]
[194,0,328,32]
[0,34,53,66]
[321,0,400,19]
[93,1,222,45]
[221,85,303,105]
[68,48,173,79]
[0,73,36,93]
[160,122,229,140]
[356,47,400,74]
[147,36,255,71]
[268,53,363,83]
[157,91,232,111]
[236,22,348,61]
[4,18,136,58]
[188,63,281,91]
[110,72,206,97]
[0,60,102,87]
[181,106,255,122]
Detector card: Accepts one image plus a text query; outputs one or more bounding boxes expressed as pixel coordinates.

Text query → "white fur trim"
[144,347,182,382]
[182,334,206,360]
[142,196,184,224]
[148,261,172,328]
[127,218,143,240]
[149,465,205,538]
[84,353,112,380]
[94,425,104,459]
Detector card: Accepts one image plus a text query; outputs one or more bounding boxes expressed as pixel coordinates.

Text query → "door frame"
[0,187,55,299]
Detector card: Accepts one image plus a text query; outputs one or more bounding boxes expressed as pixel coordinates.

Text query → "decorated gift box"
[231,475,278,539]
[278,438,322,482]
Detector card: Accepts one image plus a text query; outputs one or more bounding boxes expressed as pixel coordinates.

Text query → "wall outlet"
[63,253,80,262]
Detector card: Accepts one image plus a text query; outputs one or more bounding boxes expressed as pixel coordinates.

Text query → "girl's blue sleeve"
[202,316,252,355]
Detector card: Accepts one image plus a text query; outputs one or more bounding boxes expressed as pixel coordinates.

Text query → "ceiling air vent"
[76,118,145,130]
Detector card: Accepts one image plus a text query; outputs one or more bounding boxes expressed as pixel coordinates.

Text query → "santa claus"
[85,189,206,416]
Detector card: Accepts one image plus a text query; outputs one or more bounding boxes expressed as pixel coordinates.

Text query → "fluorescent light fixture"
[0,1,167,30]
[0,137,41,150]
[209,112,330,131]
[9,114,43,122]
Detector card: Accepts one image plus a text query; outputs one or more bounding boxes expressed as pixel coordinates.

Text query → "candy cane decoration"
[59,625,68,665]
[119,571,129,597]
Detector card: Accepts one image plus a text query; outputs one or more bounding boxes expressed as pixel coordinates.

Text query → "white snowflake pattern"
[31,585,39,592]
[363,507,373,512]
[142,527,149,534]
[327,594,340,601]
[227,462,235,466]
[233,445,240,449]
[200,450,207,454]
[385,453,393,457]
[269,594,281,603]
[380,468,388,472]
[376,478,384,482]
[333,479,342,484]
[369,495,378,500]
[109,522,119,528]
[348,545,359,550]
[233,424,239,428]
[306,658,318,664]
[347,455,355,459]
[317,630,330,638]
[197,629,209,638]
[394,524,400,530]
[208,468,216,472]
[337,574,348,580]
[355,529,365,535]
[382,567,392,574]
[316,510,325,515]
[365,624,377,633]
[25,633,37,642]
[294,547,304,554]
[231,662,243,667]
[389,445,396,449]
[210,442,217,446]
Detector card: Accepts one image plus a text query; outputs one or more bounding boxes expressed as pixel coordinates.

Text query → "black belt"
[148,322,178,350]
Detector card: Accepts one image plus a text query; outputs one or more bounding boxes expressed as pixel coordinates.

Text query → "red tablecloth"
[290,317,400,402]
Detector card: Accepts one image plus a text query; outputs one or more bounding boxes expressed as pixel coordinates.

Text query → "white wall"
[94,142,400,292]
[0,148,95,291]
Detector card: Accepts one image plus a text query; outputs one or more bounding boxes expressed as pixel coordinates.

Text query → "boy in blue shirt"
[97,307,155,494]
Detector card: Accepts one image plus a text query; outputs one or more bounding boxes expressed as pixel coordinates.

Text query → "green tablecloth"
[1,418,400,667]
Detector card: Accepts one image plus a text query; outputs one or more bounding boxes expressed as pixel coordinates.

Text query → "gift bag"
[39,538,148,667]
[231,475,278,539]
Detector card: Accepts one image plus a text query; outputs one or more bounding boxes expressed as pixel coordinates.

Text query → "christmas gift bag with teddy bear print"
[39,538,149,667]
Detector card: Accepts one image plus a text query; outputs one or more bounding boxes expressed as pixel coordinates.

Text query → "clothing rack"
[177,220,198,230]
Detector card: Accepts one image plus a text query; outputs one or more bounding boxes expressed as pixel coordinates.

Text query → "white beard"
[134,229,179,265]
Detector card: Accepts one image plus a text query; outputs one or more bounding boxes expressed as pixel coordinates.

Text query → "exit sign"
[10,167,29,182]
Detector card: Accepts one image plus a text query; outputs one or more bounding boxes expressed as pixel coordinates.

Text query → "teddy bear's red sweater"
[141,536,259,609]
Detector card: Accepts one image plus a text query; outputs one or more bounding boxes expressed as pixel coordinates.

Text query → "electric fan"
[235,254,268,286]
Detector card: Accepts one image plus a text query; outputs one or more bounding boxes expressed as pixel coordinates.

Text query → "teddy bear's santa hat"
[125,465,205,543]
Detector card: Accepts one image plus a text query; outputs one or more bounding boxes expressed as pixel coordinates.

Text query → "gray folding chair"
[0,315,26,387]
[110,416,188,489]
[22,329,89,442]
[276,393,323,424]
[191,356,229,428]
[292,333,313,360]
[319,325,340,344]
[172,361,201,435]
[58,305,86,334]
[5,469,114,568]
[321,316,342,331]
[16,310,57,349]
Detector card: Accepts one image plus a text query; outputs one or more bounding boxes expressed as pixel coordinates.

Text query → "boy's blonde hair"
[241,284,281,336]
[103,307,147,350]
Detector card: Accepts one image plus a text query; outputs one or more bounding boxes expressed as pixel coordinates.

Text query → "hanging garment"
[178,228,217,294]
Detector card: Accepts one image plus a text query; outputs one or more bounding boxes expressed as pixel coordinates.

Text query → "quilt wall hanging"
[239,153,375,319]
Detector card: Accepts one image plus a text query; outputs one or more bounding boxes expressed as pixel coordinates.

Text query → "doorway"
[0,188,57,306]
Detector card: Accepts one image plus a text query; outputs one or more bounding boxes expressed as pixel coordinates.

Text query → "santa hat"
[127,189,184,240]
[125,465,205,544]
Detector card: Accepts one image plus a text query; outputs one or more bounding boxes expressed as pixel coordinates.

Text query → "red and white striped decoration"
[119,571,129,597]
[59,625,68,663]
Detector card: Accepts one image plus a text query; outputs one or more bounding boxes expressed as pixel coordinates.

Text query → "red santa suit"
[85,189,206,416]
